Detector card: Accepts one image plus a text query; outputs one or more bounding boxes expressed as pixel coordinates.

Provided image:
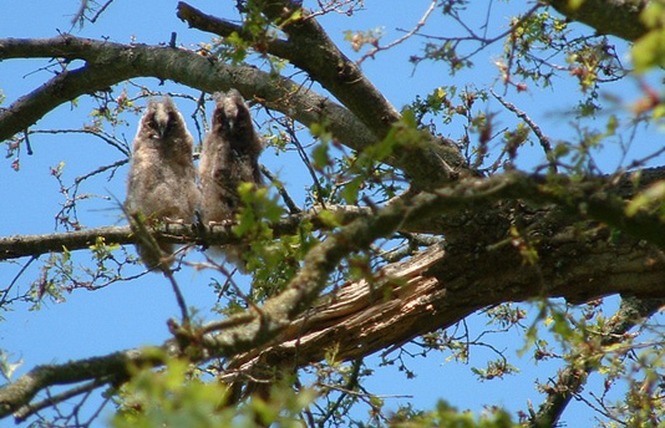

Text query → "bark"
[177,0,468,189]
[0,37,374,156]
[3,168,665,417]
[1,0,663,423]
[0,34,460,191]
[547,0,649,42]
[224,235,665,384]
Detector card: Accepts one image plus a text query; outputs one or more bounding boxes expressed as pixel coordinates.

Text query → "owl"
[199,89,264,268]
[125,96,200,269]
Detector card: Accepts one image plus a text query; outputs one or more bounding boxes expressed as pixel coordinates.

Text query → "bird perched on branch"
[125,96,200,270]
[199,89,264,269]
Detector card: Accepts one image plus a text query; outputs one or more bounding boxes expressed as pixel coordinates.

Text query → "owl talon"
[192,210,209,249]
[208,219,236,227]
[164,217,186,225]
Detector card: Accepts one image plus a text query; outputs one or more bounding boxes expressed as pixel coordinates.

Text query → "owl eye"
[215,112,227,126]
[236,106,249,120]
[164,114,177,134]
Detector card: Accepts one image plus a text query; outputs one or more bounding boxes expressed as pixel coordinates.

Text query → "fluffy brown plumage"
[199,89,264,268]
[125,96,200,268]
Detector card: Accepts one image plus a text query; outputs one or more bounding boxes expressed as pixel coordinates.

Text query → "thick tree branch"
[220,225,665,388]
[177,1,401,139]
[4,168,665,262]
[0,63,134,144]
[547,0,648,42]
[1,226,133,261]
[0,36,460,190]
[177,1,470,188]
[0,208,368,261]
[3,173,665,418]
[0,36,374,156]
[0,345,171,419]
[0,169,436,418]
[176,2,293,59]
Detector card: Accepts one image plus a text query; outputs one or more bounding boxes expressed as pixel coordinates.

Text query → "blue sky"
[0,1,660,426]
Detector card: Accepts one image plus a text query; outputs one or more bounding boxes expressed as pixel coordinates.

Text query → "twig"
[14,377,111,422]
[409,3,543,68]
[0,256,36,306]
[165,271,190,328]
[73,159,128,187]
[260,165,302,214]
[88,0,115,23]
[490,89,557,173]
[357,0,437,65]
[528,297,665,427]
[69,1,115,28]
[126,211,191,327]
[70,0,90,27]
[30,128,131,157]
[284,121,327,207]
[22,129,33,155]
[317,358,364,425]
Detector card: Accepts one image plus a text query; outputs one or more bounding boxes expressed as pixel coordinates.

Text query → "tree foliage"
[2,0,665,426]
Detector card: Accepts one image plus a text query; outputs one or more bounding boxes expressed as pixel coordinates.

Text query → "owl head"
[140,96,182,140]
[211,90,252,138]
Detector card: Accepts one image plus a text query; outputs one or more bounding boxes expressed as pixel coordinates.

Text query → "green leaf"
[340,176,364,204]
[626,181,665,216]
[311,141,330,170]
[632,30,665,71]
[567,0,585,10]
[0,351,22,381]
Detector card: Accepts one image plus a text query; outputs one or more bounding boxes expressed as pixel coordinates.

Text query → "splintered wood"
[224,244,446,379]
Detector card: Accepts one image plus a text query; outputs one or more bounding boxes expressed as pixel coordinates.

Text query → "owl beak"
[156,122,168,139]
[226,117,236,132]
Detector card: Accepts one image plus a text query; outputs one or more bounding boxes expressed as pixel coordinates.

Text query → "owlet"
[125,96,200,269]
[199,90,264,268]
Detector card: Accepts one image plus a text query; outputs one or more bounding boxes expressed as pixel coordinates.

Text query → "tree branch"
[178,0,401,140]
[14,376,112,422]
[5,168,665,264]
[3,176,665,419]
[0,171,434,418]
[0,62,134,145]
[177,1,470,188]
[1,226,132,261]
[0,208,368,261]
[529,296,665,427]
[0,35,459,190]
[175,2,293,59]
[0,36,374,156]
[0,345,170,419]
[546,0,648,42]
[219,229,665,389]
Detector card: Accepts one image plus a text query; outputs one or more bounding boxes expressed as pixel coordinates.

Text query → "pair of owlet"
[125,90,263,270]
